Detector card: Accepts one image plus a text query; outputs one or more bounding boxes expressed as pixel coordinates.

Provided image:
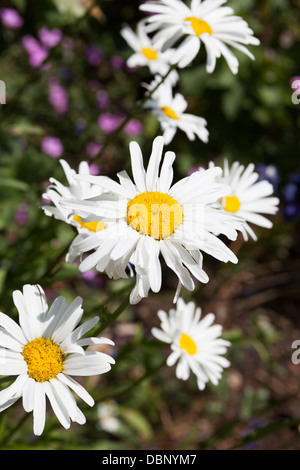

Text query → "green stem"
[94,291,132,335]
[96,357,166,403]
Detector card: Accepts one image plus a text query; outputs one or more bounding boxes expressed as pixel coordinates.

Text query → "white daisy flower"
[42,159,106,262]
[143,77,209,145]
[209,159,280,241]
[152,297,231,390]
[60,136,244,305]
[0,284,115,436]
[121,22,179,83]
[140,0,260,73]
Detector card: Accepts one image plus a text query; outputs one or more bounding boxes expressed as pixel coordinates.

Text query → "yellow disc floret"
[223,195,241,213]
[179,333,197,356]
[161,106,180,120]
[22,337,64,383]
[73,214,105,232]
[185,17,213,36]
[141,47,158,60]
[127,191,183,240]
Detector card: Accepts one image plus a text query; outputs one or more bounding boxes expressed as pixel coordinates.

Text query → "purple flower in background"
[110,55,125,70]
[48,78,69,115]
[86,142,103,158]
[85,44,104,66]
[96,90,110,109]
[98,113,123,133]
[22,35,49,68]
[80,270,105,289]
[89,164,100,175]
[38,27,62,48]
[124,119,143,136]
[14,203,28,226]
[41,136,64,159]
[0,8,23,29]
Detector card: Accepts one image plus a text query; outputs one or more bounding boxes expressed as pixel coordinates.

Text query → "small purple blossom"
[0,8,23,29]
[48,79,69,115]
[124,119,143,136]
[85,44,104,66]
[41,136,64,159]
[22,35,49,68]
[89,164,100,175]
[14,203,28,226]
[98,113,123,133]
[80,270,105,288]
[85,142,103,158]
[96,90,110,109]
[110,55,125,70]
[38,27,62,48]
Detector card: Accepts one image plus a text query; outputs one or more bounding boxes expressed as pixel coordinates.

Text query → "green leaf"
[0,177,29,191]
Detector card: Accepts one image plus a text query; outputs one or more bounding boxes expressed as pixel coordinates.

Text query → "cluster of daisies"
[121,0,260,145]
[0,0,280,438]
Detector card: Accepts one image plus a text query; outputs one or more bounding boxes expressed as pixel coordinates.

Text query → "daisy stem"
[89,63,177,163]
[39,241,72,283]
[94,291,131,335]
[96,357,166,403]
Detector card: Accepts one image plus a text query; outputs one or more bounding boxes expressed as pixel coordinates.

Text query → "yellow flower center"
[184,17,213,36]
[127,191,183,240]
[22,337,64,383]
[223,195,241,213]
[160,106,180,120]
[73,214,106,232]
[141,47,158,60]
[179,333,197,355]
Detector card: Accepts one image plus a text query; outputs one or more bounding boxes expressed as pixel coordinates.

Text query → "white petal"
[146,136,164,191]
[44,381,71,429]
[57,373,94,407]
[33,382,46,436]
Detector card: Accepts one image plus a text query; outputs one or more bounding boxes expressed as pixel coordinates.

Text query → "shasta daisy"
[60,137,244,304]
[140,0,260,73]
[0,284,115,435]
[151,297,231,390]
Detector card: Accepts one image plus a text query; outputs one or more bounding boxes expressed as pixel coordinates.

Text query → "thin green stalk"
[94,291,132,335]
[96,357,166,403]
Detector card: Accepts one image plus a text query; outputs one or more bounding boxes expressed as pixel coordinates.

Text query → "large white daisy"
[208,159,280,241]
[140,0,260,73]
[151,297,231,390]
[0,285,115,435]
[0,284,115,436]
[60,136,244,304]
[121,22,178,82]
[143,77,209,145]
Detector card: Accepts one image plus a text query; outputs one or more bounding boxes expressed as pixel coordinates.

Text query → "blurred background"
[0,0,299,450]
